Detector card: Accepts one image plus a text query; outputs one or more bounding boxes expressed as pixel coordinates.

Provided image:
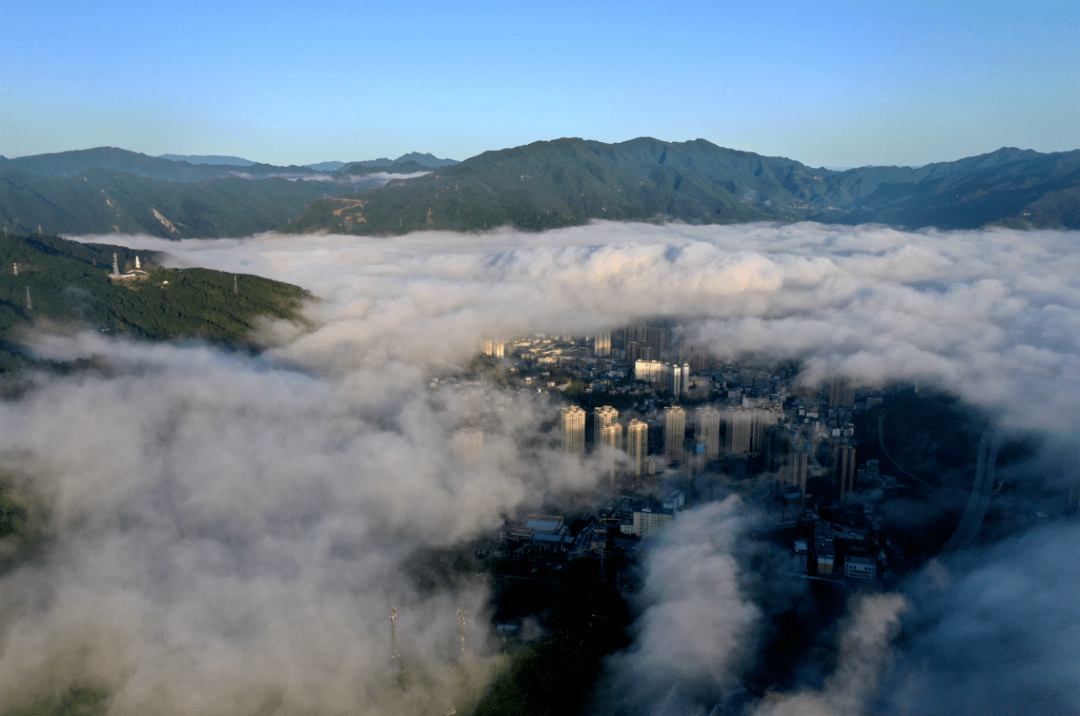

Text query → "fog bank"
[1,220,1074,713]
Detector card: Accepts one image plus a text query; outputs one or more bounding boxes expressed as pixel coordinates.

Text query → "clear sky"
[1,0,1077,167]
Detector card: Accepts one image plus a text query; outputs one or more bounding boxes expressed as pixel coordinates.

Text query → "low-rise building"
[630,506,675,538]
[844,555,877,580]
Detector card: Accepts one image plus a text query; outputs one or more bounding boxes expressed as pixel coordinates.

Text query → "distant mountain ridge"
[305,161,348,172]
[344,152,459,170]
[1,139,1076,237]
[288,138,1080,234]
[0,147,319,183]
[159,154,257,167]
[0,147,455,238]
[0,166,362,238]
[1,147,459,181]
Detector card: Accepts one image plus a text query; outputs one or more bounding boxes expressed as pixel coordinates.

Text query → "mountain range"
[289,138,1080,235]
[0,150,446,237]
[2,139,1077,238]
[157,152,460,172]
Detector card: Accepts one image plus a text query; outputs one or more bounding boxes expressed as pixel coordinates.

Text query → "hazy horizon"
[3,139,1070,172]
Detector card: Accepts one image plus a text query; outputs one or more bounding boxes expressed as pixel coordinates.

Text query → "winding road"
[877,414,997,555]
[940,432,997,556]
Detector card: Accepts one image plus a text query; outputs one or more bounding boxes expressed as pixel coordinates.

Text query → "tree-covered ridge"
[0,167,363,238]
[0,233,310,355]
[289,138,1080,235]
[3,140,1077,238]
[0,147,318,182]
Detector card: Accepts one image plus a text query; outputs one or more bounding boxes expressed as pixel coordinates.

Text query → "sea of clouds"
[1,221,1077,714]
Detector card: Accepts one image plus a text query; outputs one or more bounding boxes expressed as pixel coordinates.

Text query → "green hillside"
[0,146,315,182]
[817,147,1080,229]
[0,167,364,238]
[0,233,310,365]
[289,138,1080,235]
[289,137,799,234]
[3,141,1077,238]
[342,160,431,175]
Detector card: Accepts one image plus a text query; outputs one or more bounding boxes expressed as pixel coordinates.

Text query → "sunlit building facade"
[663,406,686,464]
[594,405,619,446]
[627,419,648,478]
[562,406,586,458]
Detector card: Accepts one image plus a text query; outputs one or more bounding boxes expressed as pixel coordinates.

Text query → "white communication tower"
[389,607,401,672]
[457,604,467,656]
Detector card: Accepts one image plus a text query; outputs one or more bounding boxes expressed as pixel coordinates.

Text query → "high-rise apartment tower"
[663,407,686,464]
[695,406,722,460]
[627,419,648,478]
[562,406,586,458]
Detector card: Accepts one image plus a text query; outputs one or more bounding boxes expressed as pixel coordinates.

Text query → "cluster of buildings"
[559,389,859,504]
[798,516,883,580]
[465,323,896,581]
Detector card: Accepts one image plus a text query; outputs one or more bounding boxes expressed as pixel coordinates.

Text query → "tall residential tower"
[627,419,648,479]
[663,407,686,464]
[562,406,586,458]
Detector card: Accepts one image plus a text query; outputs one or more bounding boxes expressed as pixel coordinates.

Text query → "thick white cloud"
[598,498,761,714]
[90,221,1079,434]
[0,334,569,713]
[755,593,910,716]
[3,219,1075,713]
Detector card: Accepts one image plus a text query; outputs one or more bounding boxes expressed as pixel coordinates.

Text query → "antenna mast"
[457,604,467,657]
[389,607,401,670]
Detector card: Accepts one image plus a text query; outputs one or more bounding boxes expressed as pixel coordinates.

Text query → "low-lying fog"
[2,221,1077,714]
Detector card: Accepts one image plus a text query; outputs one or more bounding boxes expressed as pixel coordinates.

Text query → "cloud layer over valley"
[91,221,1080,434]
[1,220,1077,714]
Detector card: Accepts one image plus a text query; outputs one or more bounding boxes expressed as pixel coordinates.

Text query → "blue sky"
[1,0,1077,167]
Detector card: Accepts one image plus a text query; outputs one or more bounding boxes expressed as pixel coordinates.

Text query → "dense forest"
[0,233,310,371]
